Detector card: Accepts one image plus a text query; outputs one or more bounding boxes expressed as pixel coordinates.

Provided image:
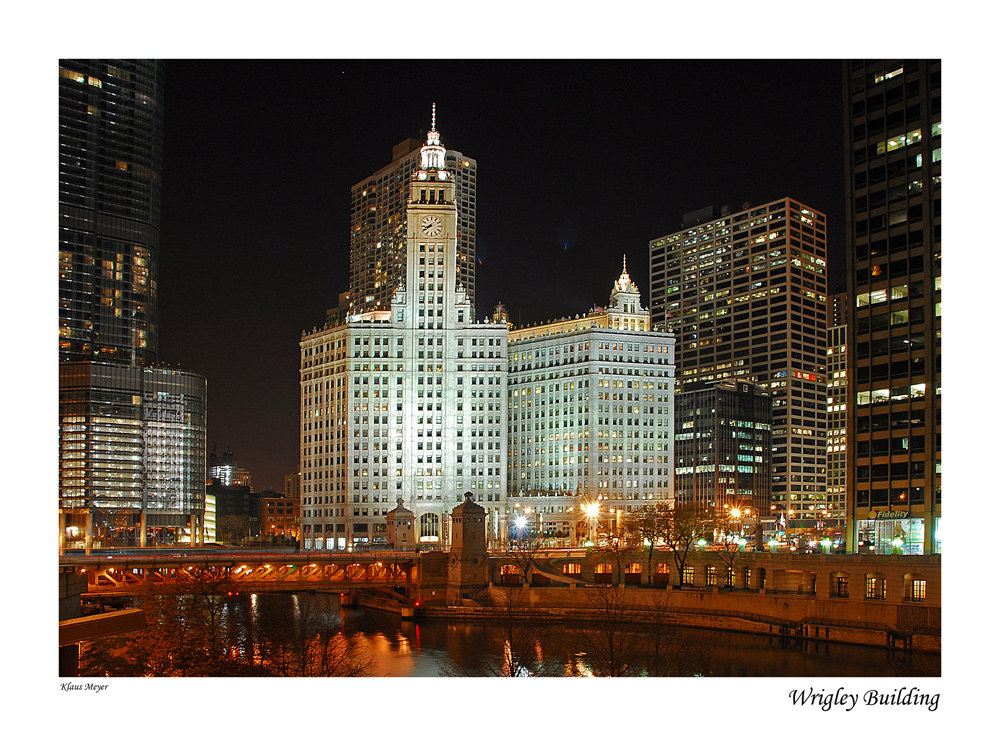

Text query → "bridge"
[59,549,423,593]
[59,546,941,654]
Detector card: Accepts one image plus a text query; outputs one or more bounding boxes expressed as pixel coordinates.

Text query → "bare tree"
[504,529,546,586]
[254,591,374,677]
[78,585,374,677]
[631,504,671,586]
[597,511,644,585]
[659,503,714,588]
[444,586,560,677]
[637,591,696,676]
[573,585,645,676]
[79,579,259,676]
[217,514,250,545]
[711,505,755,588]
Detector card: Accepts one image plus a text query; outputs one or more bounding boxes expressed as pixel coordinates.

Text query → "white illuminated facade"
[301,113,507,550]
[507,259,676,518]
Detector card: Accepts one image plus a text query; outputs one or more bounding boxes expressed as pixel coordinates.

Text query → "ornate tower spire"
[420,103,446,172]
[613,254,636,296]
[609,254,647,327]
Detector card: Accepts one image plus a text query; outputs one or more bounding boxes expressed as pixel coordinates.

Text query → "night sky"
[157,59,846,494]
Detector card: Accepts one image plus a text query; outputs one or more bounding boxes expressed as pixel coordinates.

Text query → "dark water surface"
[308,593,939,677]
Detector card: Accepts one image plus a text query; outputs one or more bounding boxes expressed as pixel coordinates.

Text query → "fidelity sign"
[868,510,910,520]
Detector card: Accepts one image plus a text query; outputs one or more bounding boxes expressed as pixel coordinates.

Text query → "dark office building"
[844,59,941,554]
[674,379,771,521]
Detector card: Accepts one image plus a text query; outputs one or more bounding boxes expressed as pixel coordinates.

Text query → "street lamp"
[821,538,832,554]
[584,502,600,546]
[513,514,528,542]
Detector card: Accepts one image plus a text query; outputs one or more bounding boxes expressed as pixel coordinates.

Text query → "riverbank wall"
[358,584,940,653]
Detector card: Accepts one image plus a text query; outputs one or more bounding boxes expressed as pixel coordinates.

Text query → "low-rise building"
[259,494,300,540]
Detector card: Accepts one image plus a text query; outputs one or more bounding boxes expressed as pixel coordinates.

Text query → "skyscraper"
[59,60,163,364]
[844,59,941,554]
[649,198,829,530]
[506,259,676,513]
[349,108,477,317]
[300,113,506,550]
[58,60,207,548]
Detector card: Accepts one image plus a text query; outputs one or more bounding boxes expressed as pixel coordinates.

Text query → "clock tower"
[399,104,470,328]
[300,106,507,553]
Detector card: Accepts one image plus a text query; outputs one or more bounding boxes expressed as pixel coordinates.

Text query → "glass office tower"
[674,379,771,520]
[59,60,163,364]
[59,363,207,547]
[58,60,207,547]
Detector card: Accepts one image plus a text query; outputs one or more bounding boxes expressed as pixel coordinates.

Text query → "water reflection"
[111,589,937,677]
[316,593,938,678]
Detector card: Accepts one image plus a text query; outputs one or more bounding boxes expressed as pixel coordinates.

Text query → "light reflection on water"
[288,592,940,678]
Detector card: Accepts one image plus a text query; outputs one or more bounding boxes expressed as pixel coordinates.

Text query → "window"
[866,575,886,600]
[833,575,849,598]
[682,565,695,585]
[419,513,439,540]
[909,578,927,602]
[876,128,922,155]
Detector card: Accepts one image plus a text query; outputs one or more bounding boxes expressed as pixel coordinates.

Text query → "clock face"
[420,216,443,237]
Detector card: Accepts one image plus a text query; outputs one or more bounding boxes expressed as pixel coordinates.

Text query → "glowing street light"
[582,501,601,546]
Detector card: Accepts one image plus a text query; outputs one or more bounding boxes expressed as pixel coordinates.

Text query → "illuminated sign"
[868,510,910,520]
